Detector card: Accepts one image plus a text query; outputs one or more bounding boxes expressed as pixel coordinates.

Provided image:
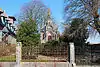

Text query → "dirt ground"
[36,55,67,62]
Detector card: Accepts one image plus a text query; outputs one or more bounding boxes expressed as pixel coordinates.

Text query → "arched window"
[42,33,45,39]
[48,36,52,40]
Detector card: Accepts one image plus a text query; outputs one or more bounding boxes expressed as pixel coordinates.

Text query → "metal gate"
[22,42,68,62]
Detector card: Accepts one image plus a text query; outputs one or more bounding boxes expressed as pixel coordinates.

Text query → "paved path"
[0,62,100,67]
[0,62,69,67]
[22,62,69,67]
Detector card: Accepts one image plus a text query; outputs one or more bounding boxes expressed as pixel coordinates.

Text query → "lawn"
[0,55,16,62]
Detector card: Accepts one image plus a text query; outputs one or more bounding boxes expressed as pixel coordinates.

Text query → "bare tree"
[17,0,48,31]
[64,0,100,34]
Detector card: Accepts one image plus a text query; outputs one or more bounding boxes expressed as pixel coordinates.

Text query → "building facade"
[40,9,59,43]
[0,9,16,44]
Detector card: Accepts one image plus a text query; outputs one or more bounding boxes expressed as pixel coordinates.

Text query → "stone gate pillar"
[69,42,76,67]
[16,42,22,67]
[0,30,2,42]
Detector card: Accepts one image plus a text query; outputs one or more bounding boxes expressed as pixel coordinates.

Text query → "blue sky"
[0,0,64,33]
[0,0,31,16]
[0,0,100,43]
[87,32,100,44]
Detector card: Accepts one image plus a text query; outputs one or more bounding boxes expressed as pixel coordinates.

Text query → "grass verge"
[21,59,49,62]
[0,55,16,62]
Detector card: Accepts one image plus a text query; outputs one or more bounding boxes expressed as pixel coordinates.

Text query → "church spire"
[48,8,50,18]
